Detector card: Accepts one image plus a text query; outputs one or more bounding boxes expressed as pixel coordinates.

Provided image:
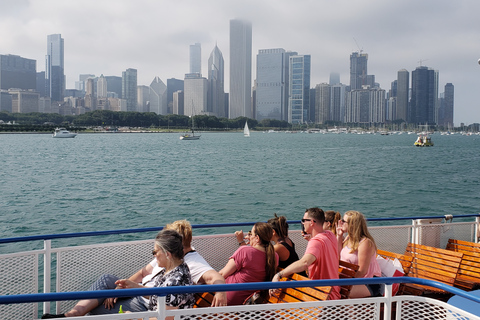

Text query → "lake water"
[1,131,479,244]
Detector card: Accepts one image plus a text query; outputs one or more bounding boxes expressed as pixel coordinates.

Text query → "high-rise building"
[190,43,202,75]
[167,78,184,114]
[208,45,225,118]
[0,54,36,90]
[122,68,137,112]
[349,52,368,91]
[441,83,454,127]
[288,54,311,124]
[97,74,107,98]
[410,66,437,125]
[149,76,167,115]
[184,73,208,116]
[9,89,39,113]
[137,85,150,113]
[105,76,122,98]
[331,84,346,122]
[173,90,184,115]
[229,19,252,119]
[45,34,65,102]
[329,72,340,86]
[396,69,409,122]
[345,87,385,123]
[315,83,330,124]
[256,48,295,121]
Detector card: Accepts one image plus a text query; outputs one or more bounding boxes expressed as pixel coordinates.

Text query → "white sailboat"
[244,121,250,137]
[180,115,200,140]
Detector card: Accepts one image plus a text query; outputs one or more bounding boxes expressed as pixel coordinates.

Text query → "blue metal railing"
[1,277,480,305]
[1,214,478,245]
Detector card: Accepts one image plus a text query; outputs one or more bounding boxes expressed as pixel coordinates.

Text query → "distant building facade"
[288,54,311,124]
[229,19,252,119]
[45,34,65,102]
[122,68,137,112]
[396,69,409,122]
[167,78,184,114]
[0,54,36,90]
[184,73,208,116]
[208,45,225,118]
[410,66,438,125]
[149,76,167,115]
[9,89,39,113]
[190,43,202,75]
[349,52,368,91]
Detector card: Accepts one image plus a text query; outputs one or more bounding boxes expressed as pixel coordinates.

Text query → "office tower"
[329,72,340,85]
[184,73,208,116]
[105,76,122,98]
[167,78,184,114]
[173,90,184,115]
[0,54,36,90]
[97,74,107,98]
[410,66,437,125]
[288,54,311,124]
[208,44,225,117]
[36,72,47,97]
[315,83,330,124]
[331,84,346,123]
[442,83,454,127]
[149,76,167,115]
[350,52,368,91]
[84,78,96,110]
[45,34,64,101]
[345,87,385,123]
[396,69,409,122]
[122,68,137,111]
[190,43,202,75]
[229,19,252,119]
[256,49,295,121]
[9,89,39,113]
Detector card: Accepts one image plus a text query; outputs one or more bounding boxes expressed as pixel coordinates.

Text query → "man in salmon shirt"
[271,207,340,300]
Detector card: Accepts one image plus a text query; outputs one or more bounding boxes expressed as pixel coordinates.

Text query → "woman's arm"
[200,270,227,307]
[128,262,154,283]
[219,258,237,279]
[355,238,375,278]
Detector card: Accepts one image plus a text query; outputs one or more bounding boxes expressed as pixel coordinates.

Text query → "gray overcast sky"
[2,0,480,125]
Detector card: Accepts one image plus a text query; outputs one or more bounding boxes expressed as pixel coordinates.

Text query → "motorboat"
[414,134,434,147]
[52,127,77,138]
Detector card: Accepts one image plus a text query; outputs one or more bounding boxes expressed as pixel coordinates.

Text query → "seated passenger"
[42,229,194,318]
[220,222,279,305]
[337,210,383,298]
[271,207,340,300]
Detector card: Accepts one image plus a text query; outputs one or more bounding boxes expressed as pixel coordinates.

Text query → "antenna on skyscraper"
[418,59,429,67]
[353,37,363,54]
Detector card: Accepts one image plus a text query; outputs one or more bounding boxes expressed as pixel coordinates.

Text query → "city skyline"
[1,1,480,124]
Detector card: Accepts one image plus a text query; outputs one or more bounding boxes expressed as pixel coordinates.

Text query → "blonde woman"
[337,210,382,298]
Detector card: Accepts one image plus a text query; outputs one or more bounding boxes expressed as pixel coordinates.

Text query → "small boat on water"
[244,121,250,137]
[180,115,200,140]
[414,134,434,147]
[52,128,77,138]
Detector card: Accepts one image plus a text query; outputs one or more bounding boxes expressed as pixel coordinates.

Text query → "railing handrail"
[2,277,480,305]
[1,214,479,245]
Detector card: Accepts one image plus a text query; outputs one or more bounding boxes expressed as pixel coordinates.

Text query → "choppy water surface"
[1,132,479,243]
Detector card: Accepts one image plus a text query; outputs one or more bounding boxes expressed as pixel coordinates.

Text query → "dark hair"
[305,207,326,224]
[267,213,289,241]
[324,210,342,235]
[154,229,184,260]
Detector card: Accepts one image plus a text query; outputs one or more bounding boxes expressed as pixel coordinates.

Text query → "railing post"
[157,296,166,320]
[383,284,393,320]
[43,239,51,314]
[476,216,480,243]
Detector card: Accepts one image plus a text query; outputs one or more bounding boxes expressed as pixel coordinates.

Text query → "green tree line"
[0,110,292,130]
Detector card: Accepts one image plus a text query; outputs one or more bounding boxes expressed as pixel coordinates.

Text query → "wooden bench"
[401,242,463,298]
[338,260,359,299]
[446,238,480,291]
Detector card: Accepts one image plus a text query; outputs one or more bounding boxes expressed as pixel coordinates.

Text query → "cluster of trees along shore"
[0,110,464,132]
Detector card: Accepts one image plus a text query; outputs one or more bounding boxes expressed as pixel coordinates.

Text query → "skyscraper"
[184,73,208,116]
[315,83,330,124]
[0,54,36,90]
[396,69,409,122]
[288,54,311,124]
[208,44,225,117]
[229,19,252,119]
[190,43,201,75]
[149,76,167,115]
[122,68,137,111]
[45,34,64,102]
[349,52,368,91]
[97,74,107,98]
[443,83,454,127]
[256,49,295,121]
[410,66,437,125]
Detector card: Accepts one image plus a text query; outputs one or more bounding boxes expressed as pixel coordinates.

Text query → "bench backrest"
[268,272,331,303]
[338,260,359,299]
[404,242,463,286]
[377,249,413,275]
[446,238,480,290]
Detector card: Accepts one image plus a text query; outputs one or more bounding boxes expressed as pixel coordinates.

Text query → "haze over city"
[2,0,480,125]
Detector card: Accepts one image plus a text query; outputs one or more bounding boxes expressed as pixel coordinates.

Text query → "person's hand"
[234,230,245,244]
[115,279,139,289]
[302,232,311,241]
[269,272,282,297]
[103,297,117,309]
[211,291,227,307]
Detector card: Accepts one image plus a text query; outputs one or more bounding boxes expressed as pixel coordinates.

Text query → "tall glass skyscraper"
[229,19,252,119]
[122,68,137,112]
[45,34,64,102]
[288,55,311,124]
[411,66,437,125]
[190,43,201,75]
[349,52,368,91]
[396,69,409,122]
[208,44,225,117]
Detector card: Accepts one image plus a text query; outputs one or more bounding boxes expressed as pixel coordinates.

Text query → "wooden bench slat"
[446,238,480,291]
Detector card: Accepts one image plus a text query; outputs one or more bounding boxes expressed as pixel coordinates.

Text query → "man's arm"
[200,269,227,306]
[272,253,316,282]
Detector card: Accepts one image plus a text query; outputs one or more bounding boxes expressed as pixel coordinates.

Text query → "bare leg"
[349,284,372,298]
[64,299,99,317]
